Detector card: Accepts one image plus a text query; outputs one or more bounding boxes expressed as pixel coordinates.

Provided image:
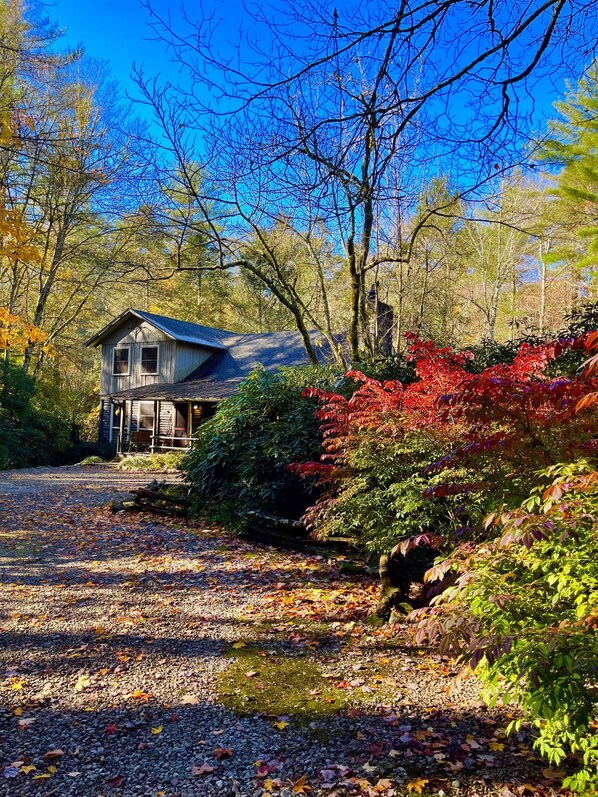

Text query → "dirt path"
[0,466,562,797]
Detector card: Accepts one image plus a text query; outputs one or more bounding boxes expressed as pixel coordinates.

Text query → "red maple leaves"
[294,333,598,539]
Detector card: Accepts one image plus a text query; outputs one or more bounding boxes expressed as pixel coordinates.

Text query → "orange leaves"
[128,688,153,701]
[292,774,311,793]
[0,307,49,355]
[214,747,233,759]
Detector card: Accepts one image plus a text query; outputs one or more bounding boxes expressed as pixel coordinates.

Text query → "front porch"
[101,398,216,454]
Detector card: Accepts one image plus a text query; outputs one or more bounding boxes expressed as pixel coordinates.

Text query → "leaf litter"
[0,465,568,796]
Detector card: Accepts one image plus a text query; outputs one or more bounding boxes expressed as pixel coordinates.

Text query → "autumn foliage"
[0,307,49,355]
[292,332,598,793]
[293,333,598,553]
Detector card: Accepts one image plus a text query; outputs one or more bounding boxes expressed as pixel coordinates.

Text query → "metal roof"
[108,329,335,402]
[85,308,229,350]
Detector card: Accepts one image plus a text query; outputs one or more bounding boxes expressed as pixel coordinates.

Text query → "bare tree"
[135,0,598,360]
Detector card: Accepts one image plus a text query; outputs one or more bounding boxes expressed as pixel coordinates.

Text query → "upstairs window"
[141,346,159,375]
[113,347,129,375]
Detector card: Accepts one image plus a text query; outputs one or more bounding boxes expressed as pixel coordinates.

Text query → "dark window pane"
[113,348,129,374]
[141,346,158,374]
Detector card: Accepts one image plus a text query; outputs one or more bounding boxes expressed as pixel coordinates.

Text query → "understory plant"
[182,365,345,525]
[411,461,598,793]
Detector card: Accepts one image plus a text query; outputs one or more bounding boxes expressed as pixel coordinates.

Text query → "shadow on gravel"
[0,695,558,797]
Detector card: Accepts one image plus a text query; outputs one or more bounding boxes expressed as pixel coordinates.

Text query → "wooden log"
[130,487,192,507]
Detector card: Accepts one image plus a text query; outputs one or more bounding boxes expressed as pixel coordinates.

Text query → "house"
[86,308,333,453]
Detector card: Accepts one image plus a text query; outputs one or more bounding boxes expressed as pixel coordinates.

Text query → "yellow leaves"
[10,678,24,690]
[0,307,49,356]
[20,765,36,774]
[406,778,429,794]
[13,707,23,716]
[272,720,289,730]
[129,688,153,701]
[74,674,91,692]
[151,725,163,735]
[292,774,311,793]
[32,765,57,780]
[489,741,505,751]
[0,115,12,145]
[232,641,246,649]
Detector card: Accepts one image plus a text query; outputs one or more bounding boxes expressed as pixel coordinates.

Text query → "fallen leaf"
[107,774,126,788]
[214,747,233,759]
[33,773,51,780]
[151,725,163,735]
[130,689,152,701]
[192,762,215,776]
[273,720,289,730]
[406,778,429,794]
[20,765,36,775]
[74,674,91,692]
[180,693,200,705]
[232,641,246,649]
[44,749,64,760]
[292,773,312,794]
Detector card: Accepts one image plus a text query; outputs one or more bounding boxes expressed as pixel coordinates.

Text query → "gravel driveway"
[0,466,563,797]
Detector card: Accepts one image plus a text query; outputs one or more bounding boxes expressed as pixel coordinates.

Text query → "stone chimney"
[367,282,394,356]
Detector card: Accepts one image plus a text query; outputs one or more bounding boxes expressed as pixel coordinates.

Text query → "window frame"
[138,401,155,431]
[112,346,130,376]
[140,344,160,376]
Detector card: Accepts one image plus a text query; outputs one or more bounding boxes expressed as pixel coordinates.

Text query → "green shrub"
[0,360,71,469]
[413,461,598,793]
[116,452,184,471]
[181,365,345,526]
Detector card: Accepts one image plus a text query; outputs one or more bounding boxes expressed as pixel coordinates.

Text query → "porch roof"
[109,378,243,403]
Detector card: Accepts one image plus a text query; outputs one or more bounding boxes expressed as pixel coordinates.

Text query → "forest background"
[1,0,598,465]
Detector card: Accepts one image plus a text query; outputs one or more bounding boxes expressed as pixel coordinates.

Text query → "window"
[141,345,159,375]
[138,401,155,431]
[113,347,129,375]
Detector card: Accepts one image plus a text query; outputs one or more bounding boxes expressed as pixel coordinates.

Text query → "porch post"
[118,402,125,455]
[126,400,132,450]
[151,400,161,453]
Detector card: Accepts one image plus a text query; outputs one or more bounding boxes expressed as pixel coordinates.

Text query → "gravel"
[0,466,564,797]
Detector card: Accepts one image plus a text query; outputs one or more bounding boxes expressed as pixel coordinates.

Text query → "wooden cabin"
[86,309,330,453]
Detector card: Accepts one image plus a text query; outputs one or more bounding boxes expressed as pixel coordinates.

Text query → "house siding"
[101,339,176,395]
[173,344,213,383]
[99,399,111,442]
[99,321,214,396]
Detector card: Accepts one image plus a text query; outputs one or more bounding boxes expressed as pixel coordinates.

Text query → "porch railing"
[150,434,194,452]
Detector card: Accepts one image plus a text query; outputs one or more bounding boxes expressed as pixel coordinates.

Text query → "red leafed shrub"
[292,334,598,554]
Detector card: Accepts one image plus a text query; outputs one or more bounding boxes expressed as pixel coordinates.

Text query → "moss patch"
[216,646,351,723]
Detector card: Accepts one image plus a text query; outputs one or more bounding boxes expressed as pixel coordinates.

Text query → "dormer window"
[113,347,130,375]
[141,345,159,375]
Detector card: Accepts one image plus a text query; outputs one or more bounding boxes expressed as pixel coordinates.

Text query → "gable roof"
[109,329,333,403]
[85,308,228,350]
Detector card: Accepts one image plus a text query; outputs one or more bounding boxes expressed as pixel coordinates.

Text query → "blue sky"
[51,0,247,101]
[49,0,578,139]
